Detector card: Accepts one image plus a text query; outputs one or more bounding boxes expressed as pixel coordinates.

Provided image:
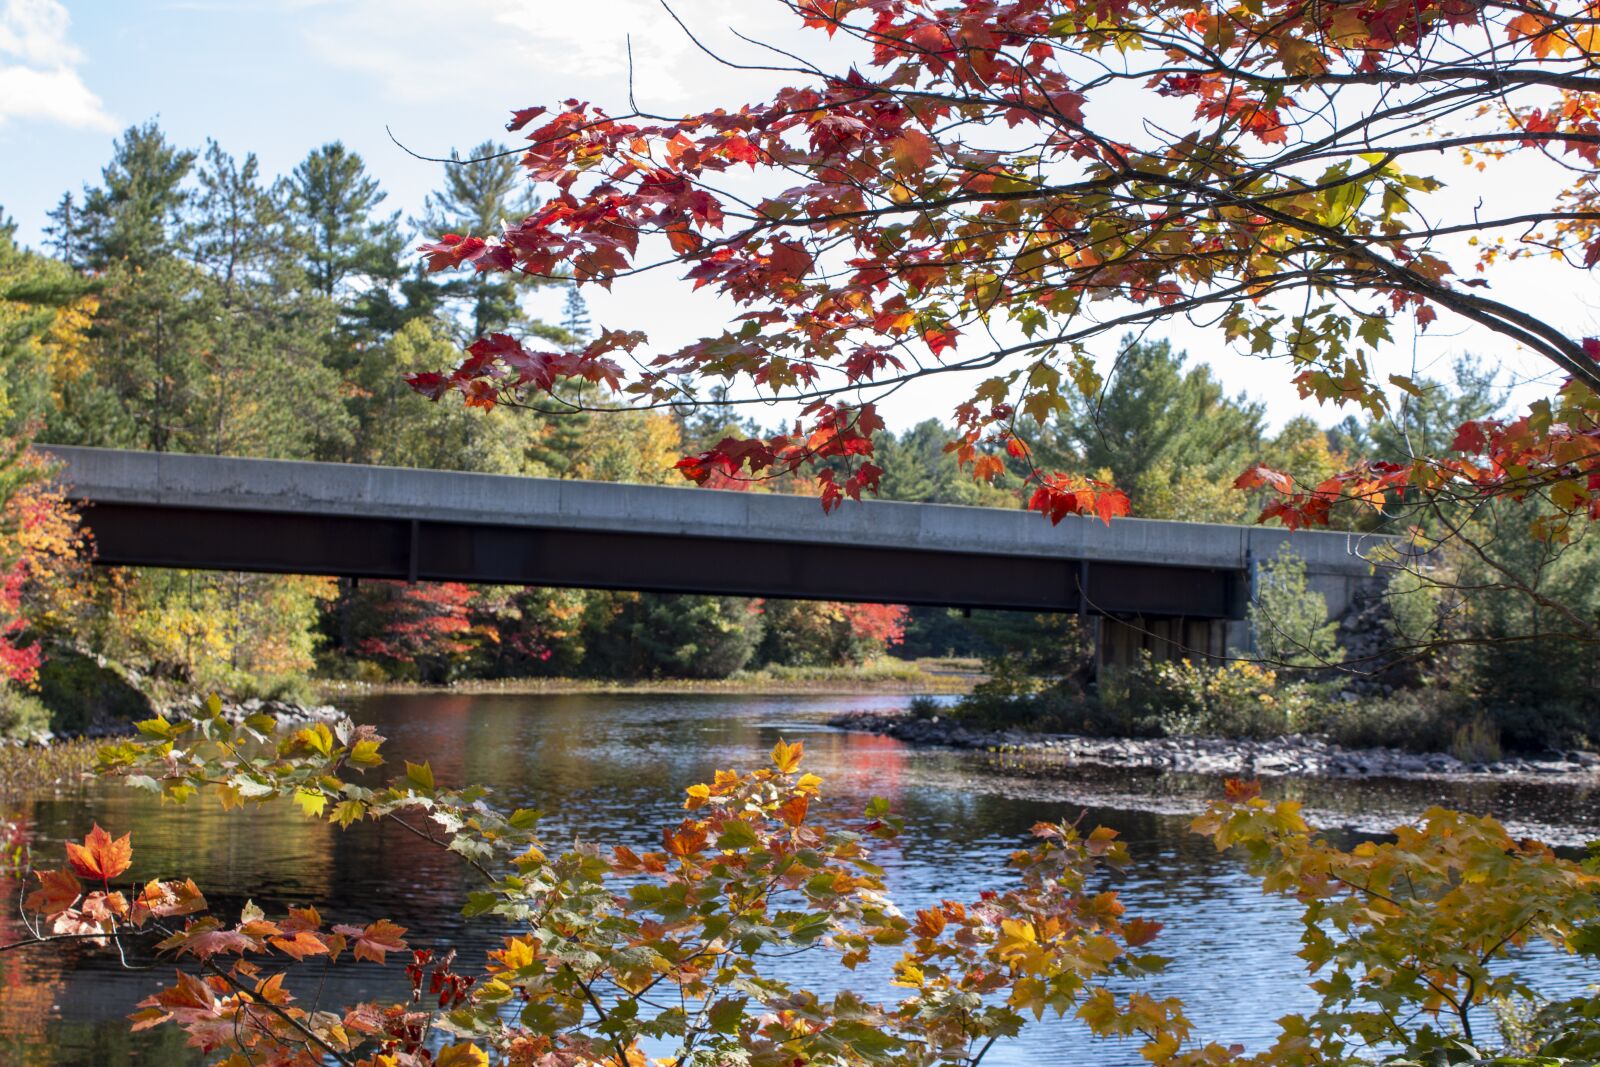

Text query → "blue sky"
[0,0,1578,432]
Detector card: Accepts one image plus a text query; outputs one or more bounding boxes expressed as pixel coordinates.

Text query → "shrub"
[0,684,49,739]
[1103,656,1319,739]
[32,648,152,733]
[1300,687,1468,752]
[1249,547,1342,668]
[1451,712,1504,763]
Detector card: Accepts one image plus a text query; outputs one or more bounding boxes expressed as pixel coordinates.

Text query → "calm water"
[3,691,1597,1065]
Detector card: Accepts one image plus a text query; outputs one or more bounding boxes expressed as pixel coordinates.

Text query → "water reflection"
[4,692,1595,1066]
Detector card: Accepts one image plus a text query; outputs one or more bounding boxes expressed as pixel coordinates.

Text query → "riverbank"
[318,658,981,699]
[830,709,1600,783]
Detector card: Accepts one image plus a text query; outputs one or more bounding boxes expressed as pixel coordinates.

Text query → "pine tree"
[284,142,396,301]
[416,142,542,340]
[1050,336,1264,515]
[46,121,195,271]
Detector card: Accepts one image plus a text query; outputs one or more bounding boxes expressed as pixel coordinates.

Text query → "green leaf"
[707,996,748,1033]
[716,821,760,851]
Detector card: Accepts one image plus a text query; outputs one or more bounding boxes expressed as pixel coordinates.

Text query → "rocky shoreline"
[9,696,347,745]
[830,709,1600,783]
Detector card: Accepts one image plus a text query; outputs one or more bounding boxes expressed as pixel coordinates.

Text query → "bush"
[1299,687,1468,752]
[0,684,51,738]
[1103,657,1320,739]
[1249,547,1342,668]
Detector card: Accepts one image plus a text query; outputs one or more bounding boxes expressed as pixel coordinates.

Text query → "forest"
[0,122,1596,757]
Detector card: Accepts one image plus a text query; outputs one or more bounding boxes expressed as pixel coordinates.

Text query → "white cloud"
[0,0,114,130]
[299,0,817,110]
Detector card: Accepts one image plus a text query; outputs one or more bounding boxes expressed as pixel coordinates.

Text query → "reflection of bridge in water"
[43,446,1387,665]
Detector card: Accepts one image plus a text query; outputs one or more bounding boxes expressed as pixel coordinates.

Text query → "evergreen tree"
[46,121,195,271]
[1050,336,1264,515]
[876,419,1015,506]
[284,142,395,300]
[188,140,283,301]
[416,142,541,339]
[583,593,764,679]
[0,212,91,434]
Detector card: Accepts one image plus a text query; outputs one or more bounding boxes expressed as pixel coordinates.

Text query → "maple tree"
[407,0,1600,533]
[0,443,88,691]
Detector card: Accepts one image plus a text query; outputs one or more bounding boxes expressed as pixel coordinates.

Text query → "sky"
[0,0,1586,434]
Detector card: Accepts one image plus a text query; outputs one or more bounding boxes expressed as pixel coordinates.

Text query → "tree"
[0,213,92,436]
[416,142,542,340]
[583,592,764,678]
[410,1,1600,533]
[283,143,396,302]
[46,121,194,272]
[1248,547,1343,668]
[757,599,910,666]
[348,580,479,684]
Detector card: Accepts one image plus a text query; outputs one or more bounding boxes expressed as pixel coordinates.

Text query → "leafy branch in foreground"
[5,698,1598,1065]
[405,0,1600,532]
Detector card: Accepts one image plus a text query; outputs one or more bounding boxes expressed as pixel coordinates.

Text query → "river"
[3,691,1596,1065]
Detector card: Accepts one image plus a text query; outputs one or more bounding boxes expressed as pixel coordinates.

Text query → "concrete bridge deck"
[40,446,1385,620]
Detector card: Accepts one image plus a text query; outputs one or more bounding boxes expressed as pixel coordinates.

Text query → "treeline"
[2,123,1595,753]
[0,122,946,728]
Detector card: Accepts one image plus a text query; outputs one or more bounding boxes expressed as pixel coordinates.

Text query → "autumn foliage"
[0,444,87,687]
[405,0,1600,536]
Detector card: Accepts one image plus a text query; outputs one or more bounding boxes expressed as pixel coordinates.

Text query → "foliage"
[0,444,89,692]
[348,581,481,684]
[583,592,766,680]
[1107,658,1321,740]
[410,0,1600,535]
[1297,688,1472,755]
[4,705,1594,1065]
[757,600,911,667]
[1047,338,1263,517]
[1193,782,1600,1063]
[76,570,334,699]
[0,685,50,740]
[1248,549,1343,669]
[62,711,1193,1066]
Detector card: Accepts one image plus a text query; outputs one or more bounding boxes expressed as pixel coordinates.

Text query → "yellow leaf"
[406,761,435,792]
[292,788,327,818]
[770,739,803,774]
[435,1043,489,1067]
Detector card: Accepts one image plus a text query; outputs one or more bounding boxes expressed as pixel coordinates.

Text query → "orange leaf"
[131,878,207,925]
[778,795,810,826]
[333,919,408,965]
[269,930,331,961]
[1224,778,1262,803]
[25,868,81,916]
[1123,917,1164,947]
[65,824,132,883]
[890,129,935,171]
[663,823,709,858]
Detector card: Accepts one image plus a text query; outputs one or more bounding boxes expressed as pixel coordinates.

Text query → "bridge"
[41,446,1386,657]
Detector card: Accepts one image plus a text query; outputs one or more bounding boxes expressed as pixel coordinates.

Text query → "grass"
[318,657,983,699]
[0,738,99,802]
